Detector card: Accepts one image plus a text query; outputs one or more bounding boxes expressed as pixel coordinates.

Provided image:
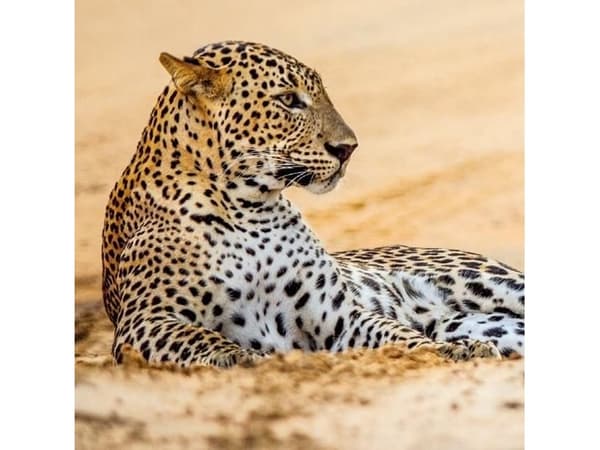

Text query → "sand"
[75,0,524,448]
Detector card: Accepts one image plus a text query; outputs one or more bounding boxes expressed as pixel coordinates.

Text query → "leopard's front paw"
[210,347,266,368]
[435,339,501,361]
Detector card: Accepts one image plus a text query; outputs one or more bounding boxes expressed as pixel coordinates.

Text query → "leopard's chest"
[200,222,334,352]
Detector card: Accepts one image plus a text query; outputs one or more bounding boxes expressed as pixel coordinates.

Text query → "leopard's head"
[160,41,357,194]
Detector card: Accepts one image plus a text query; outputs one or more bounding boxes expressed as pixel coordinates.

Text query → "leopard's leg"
[431,312,524,357]
[112,314,263,368]
[333,308,501,361]
[339,263,523,357]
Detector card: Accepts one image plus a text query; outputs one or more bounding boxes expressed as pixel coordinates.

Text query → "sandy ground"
[75,0,523,448]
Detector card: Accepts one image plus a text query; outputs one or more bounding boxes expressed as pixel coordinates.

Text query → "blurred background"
[75,0,523,304]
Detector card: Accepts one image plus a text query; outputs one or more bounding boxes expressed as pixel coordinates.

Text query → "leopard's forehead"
[191,40,323,94]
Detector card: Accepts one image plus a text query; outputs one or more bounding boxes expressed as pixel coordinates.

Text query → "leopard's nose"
[325,142,358,164]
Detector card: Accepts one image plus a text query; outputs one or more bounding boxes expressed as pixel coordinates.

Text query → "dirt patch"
[76,305,523,449]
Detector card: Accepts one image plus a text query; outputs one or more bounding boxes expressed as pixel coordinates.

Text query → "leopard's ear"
[159,52,232,98]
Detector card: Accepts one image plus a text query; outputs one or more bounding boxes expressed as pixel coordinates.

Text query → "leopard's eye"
[277,92,307,109]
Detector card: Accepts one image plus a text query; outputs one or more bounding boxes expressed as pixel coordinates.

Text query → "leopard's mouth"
[272,155,348,193]
[274,164,315,187]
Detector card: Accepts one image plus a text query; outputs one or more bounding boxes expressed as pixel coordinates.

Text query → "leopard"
[102,40,524,368]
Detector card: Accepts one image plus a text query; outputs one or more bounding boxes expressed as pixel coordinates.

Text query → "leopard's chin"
[305,170,343,194]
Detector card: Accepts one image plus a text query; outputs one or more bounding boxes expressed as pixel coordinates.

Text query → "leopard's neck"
[128,84,298,223]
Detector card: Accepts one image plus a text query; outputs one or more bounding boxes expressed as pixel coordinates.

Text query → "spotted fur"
[102,41,523,368]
